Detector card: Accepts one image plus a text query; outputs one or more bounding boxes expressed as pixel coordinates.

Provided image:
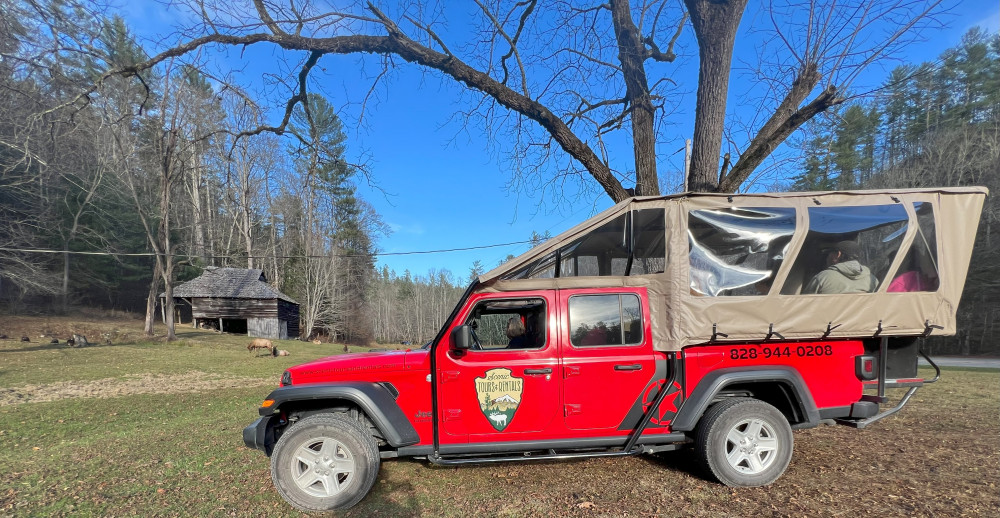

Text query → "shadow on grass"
[0,342,67,353]
[641,446,714,482]
[0,341,134,353]
[350,459,422,517]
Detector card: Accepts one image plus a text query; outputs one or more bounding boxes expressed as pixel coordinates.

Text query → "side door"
[560,288,658,431]
[437,292,563,442]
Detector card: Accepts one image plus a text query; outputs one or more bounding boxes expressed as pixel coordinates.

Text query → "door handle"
[614,363,643,371]
[524,368,553,375]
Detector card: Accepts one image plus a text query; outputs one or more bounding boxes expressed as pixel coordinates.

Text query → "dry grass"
[0,315,996,517]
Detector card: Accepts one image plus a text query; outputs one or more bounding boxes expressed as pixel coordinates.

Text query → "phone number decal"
[729,344,833,360]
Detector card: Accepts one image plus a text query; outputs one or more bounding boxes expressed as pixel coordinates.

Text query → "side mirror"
[450,325,473,351]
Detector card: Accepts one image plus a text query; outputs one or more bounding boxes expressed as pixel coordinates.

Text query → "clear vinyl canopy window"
[688,207,796,296]
[886,202,939,292]
[781,204,910,295]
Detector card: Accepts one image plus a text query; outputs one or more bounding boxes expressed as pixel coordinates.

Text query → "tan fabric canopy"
[478,187,988,351]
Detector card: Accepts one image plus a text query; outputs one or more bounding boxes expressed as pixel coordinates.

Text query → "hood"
[287,349,410,385]
[830,260,869,280]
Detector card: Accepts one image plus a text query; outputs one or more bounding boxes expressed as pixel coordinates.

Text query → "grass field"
[1,315,997,517]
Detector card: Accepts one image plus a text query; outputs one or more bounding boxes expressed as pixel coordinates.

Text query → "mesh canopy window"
[502,209,665,280]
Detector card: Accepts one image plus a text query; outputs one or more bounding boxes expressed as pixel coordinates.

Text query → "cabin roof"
[165,267,298,304]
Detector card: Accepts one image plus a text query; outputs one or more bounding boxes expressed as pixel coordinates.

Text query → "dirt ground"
[0,311,144,345]
[0,371,269,406]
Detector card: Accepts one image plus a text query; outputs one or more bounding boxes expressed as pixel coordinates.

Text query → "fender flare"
[260,382,420,447]
[671,367,820,432]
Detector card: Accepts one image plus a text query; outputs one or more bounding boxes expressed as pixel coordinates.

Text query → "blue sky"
[119,1,999,282]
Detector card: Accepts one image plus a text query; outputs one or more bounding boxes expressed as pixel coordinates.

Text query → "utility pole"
[683,139,692,192]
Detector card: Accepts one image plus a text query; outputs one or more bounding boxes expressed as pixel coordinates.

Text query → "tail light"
[855,355,877,381]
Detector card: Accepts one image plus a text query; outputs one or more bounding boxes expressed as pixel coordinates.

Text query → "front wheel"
[270,413,381,511]
[694,398,793,487]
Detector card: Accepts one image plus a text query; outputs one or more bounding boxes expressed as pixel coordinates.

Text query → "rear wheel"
[695,398,793,487]
[270,413,380,511]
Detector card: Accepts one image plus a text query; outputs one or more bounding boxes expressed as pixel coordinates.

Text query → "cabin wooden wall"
[183,297,300,339]
[248,317,279,339]
[191,297,278,319]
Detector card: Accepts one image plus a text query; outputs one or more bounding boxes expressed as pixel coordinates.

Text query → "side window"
[569,294,643,347]
[630,209,666,275]
[688,207,796,296]
[465,298,546,350]
[559,214,628,277]
[502,209,665,280]
[502,251,557,280]
[887,202,939,292]
[783,204,909,295]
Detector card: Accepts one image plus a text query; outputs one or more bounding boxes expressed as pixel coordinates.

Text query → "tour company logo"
[474,368,523,432]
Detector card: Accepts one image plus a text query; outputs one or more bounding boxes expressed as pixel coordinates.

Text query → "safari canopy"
[478,187,988,351]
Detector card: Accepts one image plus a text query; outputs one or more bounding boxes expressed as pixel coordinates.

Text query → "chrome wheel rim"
[724,418,779,475]
[290,437,356,497]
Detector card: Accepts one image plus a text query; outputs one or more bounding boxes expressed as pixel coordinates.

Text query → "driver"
[506,317,528,348]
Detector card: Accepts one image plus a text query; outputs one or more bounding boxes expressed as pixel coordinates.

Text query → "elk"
[489,413,508,428]
[247,338,273,356]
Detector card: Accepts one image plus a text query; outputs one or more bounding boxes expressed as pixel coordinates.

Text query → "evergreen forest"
[789,28,999,354]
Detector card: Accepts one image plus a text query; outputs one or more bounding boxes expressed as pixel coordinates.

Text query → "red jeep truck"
[243,188,986,512]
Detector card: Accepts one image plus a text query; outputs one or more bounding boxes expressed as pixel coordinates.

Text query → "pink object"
[887,271,936,292]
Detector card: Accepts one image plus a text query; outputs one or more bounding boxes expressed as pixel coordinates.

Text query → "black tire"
[270,413,381,511]
[694,398,793,487]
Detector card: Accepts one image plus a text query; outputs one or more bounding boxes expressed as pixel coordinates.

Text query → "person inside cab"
[803,240,877,294]
[506,317,528,348]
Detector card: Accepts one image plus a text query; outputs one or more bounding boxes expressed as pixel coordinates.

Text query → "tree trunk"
[190,152,206,261]
[158,128,179,341]
[144,260,162,336]
[610,0,658,195]
[243,190,254,269]
[61,248,70,313]
[162,252,176,341]
[684,0,748,192]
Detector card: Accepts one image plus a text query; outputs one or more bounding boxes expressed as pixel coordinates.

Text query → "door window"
[464,298,546,350]
[568,294,643,347]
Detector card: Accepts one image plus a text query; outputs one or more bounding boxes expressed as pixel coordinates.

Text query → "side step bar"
[428,448,637,466]
[427,442,685,466]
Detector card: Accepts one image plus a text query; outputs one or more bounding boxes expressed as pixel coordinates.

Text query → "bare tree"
[712,0,944,192]
[219,97,278,269]
[61,0,941,201]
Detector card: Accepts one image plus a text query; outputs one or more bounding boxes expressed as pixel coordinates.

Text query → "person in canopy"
[803,240,877,294]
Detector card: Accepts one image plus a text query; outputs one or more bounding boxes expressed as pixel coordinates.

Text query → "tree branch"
[644,12,687,62]
[719,82,843,192]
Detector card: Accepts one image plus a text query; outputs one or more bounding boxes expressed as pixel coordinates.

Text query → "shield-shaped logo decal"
[474,368,524,432]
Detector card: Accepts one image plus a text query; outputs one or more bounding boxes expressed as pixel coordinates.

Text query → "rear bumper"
[242,416,276,455]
